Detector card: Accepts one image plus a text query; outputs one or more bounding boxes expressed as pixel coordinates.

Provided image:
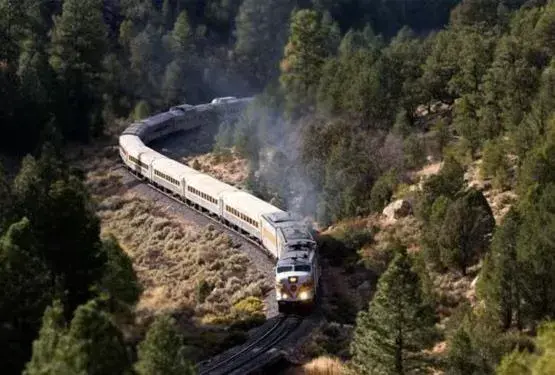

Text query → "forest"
[2,0,555,374]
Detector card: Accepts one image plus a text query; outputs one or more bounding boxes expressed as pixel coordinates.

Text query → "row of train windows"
[129,156,148,169]
[188,186,217,204]
[226,206,259,228]
[154,170,180,186]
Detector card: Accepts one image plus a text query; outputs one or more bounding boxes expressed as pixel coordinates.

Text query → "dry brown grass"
[465,158,518,224]
[285,357,347,375]
[98,194,269,322]
[68,138,269,328]
[182,147,249,187]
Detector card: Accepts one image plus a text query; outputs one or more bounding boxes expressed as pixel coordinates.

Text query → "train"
[118,96,320,313]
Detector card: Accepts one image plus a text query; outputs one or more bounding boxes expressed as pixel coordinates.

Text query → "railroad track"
[117,165,317,373]
[118,165,270,252]
[199,315,303,375]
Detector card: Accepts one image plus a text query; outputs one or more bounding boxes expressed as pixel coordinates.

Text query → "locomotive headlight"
[299,291,312,301]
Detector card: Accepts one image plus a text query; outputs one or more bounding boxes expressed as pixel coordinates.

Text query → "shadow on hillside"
[148,120,220,160]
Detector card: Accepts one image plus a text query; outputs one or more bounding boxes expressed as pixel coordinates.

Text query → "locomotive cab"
[275,250,318,314]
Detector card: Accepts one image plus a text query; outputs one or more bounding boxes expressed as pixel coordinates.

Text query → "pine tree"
[234,0,296,88]
[280,9,340,118]
[129,24,166,104]
[135,315,195,375]
[445,326,479,375]
[12,150,106,315]
[99,235,141,307]
[439,189,495,275]
[477,209,523,329]
[49,0,108,140]
[24,300,67,375]
[50,299,132,374]
[516,184,555,324]
[350,248,437,374]
[496,322,555,375]
[0,0,32,64]
[420,29,460,105]
[170,10,191,58]
[0,218,55,375]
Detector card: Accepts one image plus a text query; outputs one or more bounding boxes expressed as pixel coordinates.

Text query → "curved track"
[198,315,302,375]
[120,165,313,373]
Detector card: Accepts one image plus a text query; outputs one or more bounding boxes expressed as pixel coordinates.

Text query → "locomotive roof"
[277,250,313,266]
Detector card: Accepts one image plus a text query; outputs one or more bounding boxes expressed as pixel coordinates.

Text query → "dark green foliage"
[445,326,480,375]
[196,280,212,304]
[25,299,132,375]
[135,315,195,375]
[0,164,12,232]
[369,170,397,212]
[99,236,141,307]
[438,189,495,275]
[350,248,437,374]
[1,148,140,375]
[515,184,555,324]
[403,134,427,169]
[417,155,465,222]
[444,310,515,375]
[478,209,523,330]
[496,321,555,375]
[422,195,453,270]
[280,9,340,118]
[481,139,512,190]
[233,0,296,89]
[133,100,151,121]
[0,218,54,375]
[49,0,108,141]
[23,300,66,375]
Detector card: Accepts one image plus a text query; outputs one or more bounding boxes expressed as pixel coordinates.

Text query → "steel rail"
[198,315,289,375]
[223,316,303,375]
[119,166,305,374]
[120,165,275,256]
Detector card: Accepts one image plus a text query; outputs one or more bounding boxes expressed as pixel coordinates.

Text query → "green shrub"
[232,296,264,316]
[481,139,511,189]
[370,170,397,213]
[132,100,150,121]
[404,134,427,169]
[196,280,212,304]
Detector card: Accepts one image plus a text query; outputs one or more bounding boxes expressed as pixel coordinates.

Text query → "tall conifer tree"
[350,248,437,374]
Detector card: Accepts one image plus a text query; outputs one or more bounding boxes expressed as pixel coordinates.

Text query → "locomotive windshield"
[294,265,311,272]
[277,266,293,273]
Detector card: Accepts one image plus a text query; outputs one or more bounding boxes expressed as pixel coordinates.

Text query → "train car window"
[294,265,311,272]
[277,266,293,273]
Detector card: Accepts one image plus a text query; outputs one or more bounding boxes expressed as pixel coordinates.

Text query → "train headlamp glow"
[278,292,289,300]
[299,291,312,301]
[288,276,298,283]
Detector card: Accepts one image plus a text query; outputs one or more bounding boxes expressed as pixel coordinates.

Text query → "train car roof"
[186,173,237,197]
[211,96,237,104]
[222,191,284,220]
[169,104,193,112]
[140,111,177,127]
[191,103,214,112]
[137,148,165,164]
[119,134,146,153]
[122,122,146,136]
[151,157,200,180]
